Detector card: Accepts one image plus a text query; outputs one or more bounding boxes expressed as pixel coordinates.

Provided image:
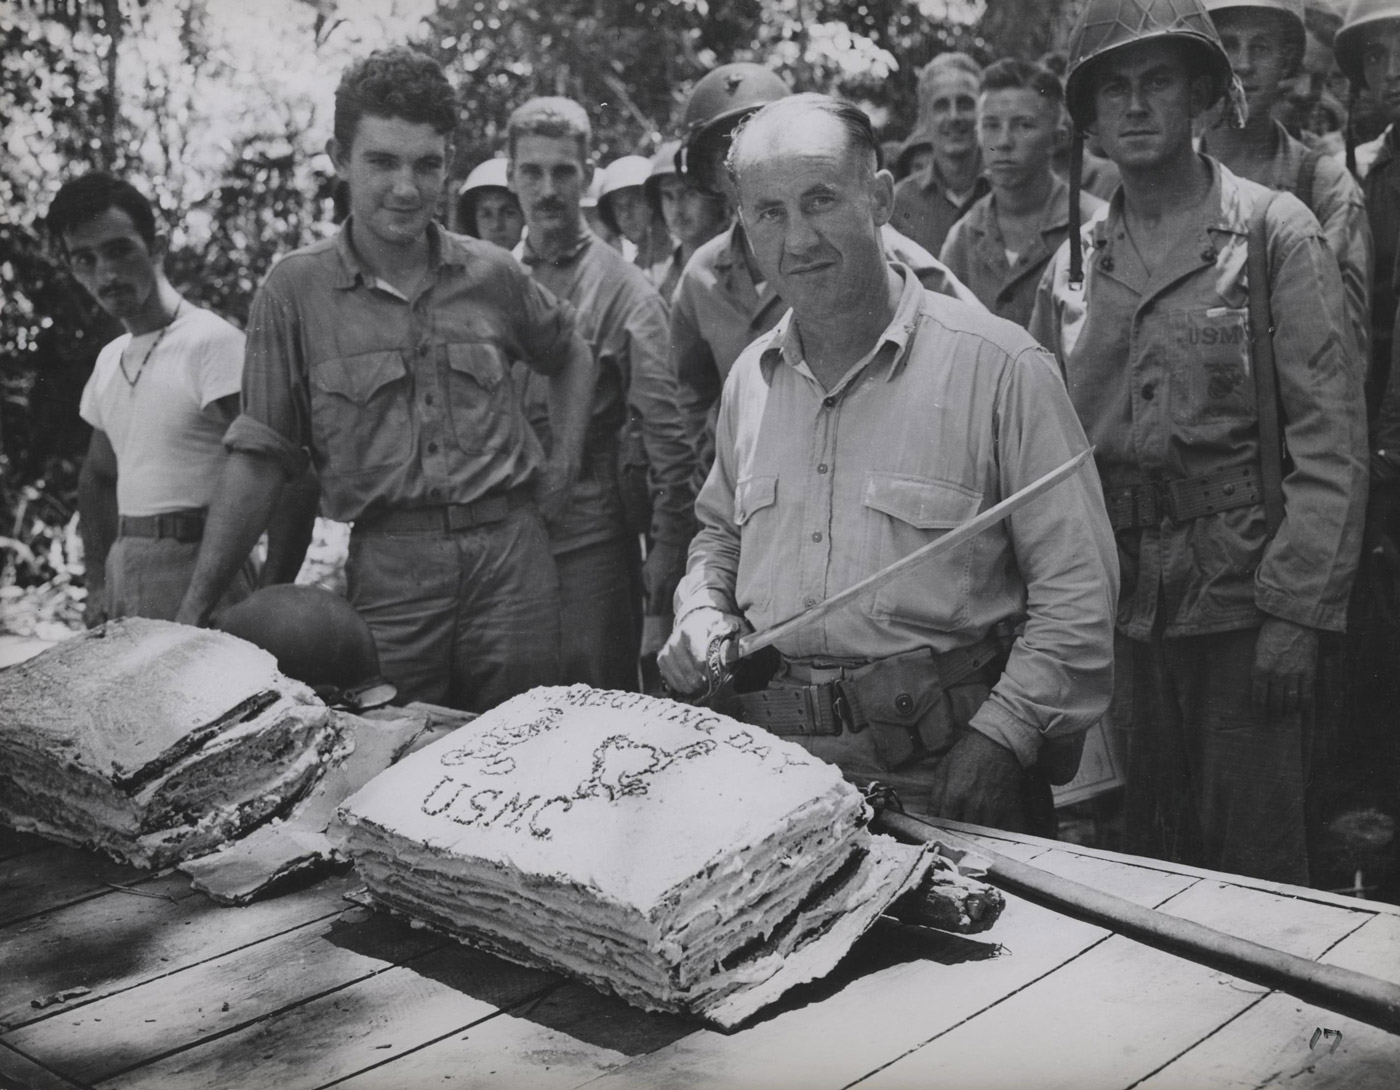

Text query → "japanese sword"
[710,446,1095,674]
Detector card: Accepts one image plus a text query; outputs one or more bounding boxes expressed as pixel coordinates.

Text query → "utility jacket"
[1030,158,1367,639]
[939,176,1105,329]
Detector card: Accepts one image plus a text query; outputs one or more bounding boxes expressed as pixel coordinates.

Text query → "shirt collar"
[758,263,923,387]
[965,174,1073,242]
[518,222,594,267]
[711,220,746,273]
[332,219,459,291]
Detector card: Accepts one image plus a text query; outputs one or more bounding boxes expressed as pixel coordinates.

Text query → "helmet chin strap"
[1069,129,1085,288]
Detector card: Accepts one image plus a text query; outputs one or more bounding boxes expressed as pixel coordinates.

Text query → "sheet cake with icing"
[337,685,932,1026]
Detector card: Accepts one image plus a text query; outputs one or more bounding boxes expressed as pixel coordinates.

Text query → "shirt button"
[427,442,439,454]
[817,463,829,474]
[811,531,823,542]
[418,343,430,357]
[424,393,435,406]
[1141,383,1155,401]
[804,596,817,608]
[823,397,835,409]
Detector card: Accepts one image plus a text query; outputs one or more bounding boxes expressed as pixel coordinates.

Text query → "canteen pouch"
[842,649,954,770]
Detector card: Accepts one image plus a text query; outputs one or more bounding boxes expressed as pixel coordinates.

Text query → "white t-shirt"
[79,304,244,516]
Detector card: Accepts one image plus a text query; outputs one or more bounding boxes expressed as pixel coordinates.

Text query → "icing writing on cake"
[417,692,807,840]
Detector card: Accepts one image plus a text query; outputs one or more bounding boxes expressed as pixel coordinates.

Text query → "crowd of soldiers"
[43,0,1400,890]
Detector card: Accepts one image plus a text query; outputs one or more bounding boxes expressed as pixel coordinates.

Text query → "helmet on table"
[215,584,397,711]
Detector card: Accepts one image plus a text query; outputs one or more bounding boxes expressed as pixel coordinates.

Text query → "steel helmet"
[1203,0,1309,75]
[215,584,397,711]
[596,155,654,235]
[455,158,514,236]
[678,62,790,194]
[643,139,681,217]
[1065,0,1245,131]
[1335,0,1400,85]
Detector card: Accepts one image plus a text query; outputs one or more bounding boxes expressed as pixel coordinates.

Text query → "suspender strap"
[1247,192,1286,536]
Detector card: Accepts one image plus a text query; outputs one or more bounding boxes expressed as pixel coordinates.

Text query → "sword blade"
[731,446,1094,662]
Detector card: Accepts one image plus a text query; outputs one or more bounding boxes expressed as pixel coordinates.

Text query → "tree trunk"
[99,0,123,169]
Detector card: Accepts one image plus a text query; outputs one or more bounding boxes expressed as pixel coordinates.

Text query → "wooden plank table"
[3,818,1398,1090]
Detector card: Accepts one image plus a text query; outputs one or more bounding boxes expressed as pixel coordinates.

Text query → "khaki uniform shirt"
[517,229,694,550]
[939,176,1105,329]
[890,161,991,257]
[676,267,1118,767]
[1030,158,1367,639]
[670,221,984,488]
[226,222,579,523]
[1202,121,1372,369]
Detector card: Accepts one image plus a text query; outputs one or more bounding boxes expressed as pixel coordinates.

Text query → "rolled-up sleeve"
[224,273,311,480]
[970,347,1119,767]
[624,291,698,546]
[674,367,745,621]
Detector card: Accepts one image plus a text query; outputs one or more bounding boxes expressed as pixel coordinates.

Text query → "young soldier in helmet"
[455,158,524,251]
[1202,0,1372,371]
[1030,0,1367,884]
[177,48,597,713]
[507,97,693,691]
[891,53,992,256]
[939,59,1106,328]
[661,94,1117,833]
[596,154,674,281]
[644,140,728,300]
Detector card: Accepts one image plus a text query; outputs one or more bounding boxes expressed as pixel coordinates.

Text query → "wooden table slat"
[1134,913,1400,1090]
[0,829,49,864]
[4,903,446,1084]
[0,873,355,1031]
[92,946,560,1090]
[0,848,153,929]
[579,854,1198,1090]
[856,876,1374,1090]
[0,1040,85,1090]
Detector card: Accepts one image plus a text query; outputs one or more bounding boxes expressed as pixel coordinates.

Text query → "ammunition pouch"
[732,637,1008,771]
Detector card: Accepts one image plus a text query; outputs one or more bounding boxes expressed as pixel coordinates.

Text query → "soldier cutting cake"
[659,93,1120,836]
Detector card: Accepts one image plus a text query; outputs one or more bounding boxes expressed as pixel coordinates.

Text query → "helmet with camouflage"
[1203,0,1310,77]
[1332,0,1400,170]
[1063,0,1247,282]
[677,62,790,195]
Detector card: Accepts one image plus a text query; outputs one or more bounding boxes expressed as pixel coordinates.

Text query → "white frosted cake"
[0,618,340,867]
[337,685,931,1026]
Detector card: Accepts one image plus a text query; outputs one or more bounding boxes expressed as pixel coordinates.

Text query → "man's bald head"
[724,94,881,200]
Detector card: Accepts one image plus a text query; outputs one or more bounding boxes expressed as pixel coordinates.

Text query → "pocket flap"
[312,351,407,405]
[734,475,778,526]
[446,342,506,389]
[863,472,980,529]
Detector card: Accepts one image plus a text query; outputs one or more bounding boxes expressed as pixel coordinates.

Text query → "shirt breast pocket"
[445,342,513,454]
[310,350,411,478]
[862,472,981,630]
[1170,306,1256,425]
[734,474,779,613]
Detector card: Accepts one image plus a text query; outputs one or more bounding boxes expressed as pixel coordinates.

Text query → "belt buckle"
[832,686,861,734]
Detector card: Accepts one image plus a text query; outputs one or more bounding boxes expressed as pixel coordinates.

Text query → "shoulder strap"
[1295,148,1324,214]
[1247,191,1285,536]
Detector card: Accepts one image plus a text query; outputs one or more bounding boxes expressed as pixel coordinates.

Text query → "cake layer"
[0,619,316,785]
[337,685,931,1025]
[339,685,868,919]
[0,619,339,868]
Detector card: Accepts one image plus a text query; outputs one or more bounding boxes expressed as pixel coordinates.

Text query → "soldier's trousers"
[1121,626,1312,886]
